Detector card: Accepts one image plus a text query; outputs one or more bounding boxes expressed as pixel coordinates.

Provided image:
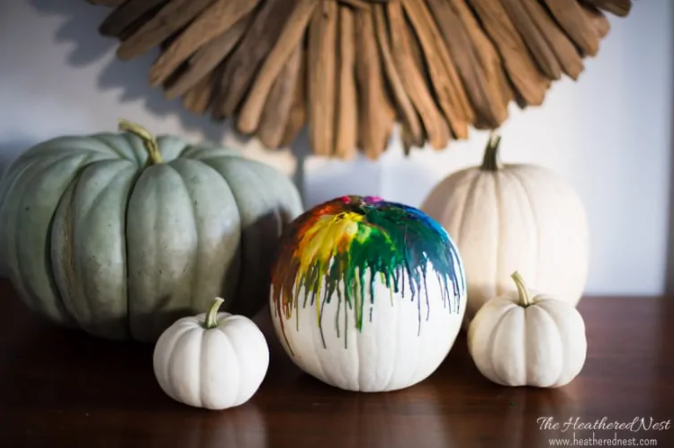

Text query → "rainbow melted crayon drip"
[270,195,465,353]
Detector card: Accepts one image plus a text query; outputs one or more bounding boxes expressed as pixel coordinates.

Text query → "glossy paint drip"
[270,195,465,354]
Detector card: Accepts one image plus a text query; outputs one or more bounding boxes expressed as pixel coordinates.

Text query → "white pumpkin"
[153,297,269,410]
[468,272,587,388]
[269,196,467,392]
[421,133,590,327]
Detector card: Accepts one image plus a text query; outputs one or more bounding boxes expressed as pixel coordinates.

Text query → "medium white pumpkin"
[421,133,590,327]
[153,297,269,410]
[269,196,467,392]
[468,272,587,388]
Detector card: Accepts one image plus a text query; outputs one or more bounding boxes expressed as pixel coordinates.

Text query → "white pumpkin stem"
[511,271,532,307]
[204,297,225,329]
[118,118,163,165]
[481,131,502,172]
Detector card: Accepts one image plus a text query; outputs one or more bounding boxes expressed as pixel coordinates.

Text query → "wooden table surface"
[0,279,672,448]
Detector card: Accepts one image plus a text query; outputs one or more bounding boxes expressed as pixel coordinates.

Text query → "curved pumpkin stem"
[118,118,163,165]
[481,131,502,172]
[511,271,532,307]
[204,297,225,329]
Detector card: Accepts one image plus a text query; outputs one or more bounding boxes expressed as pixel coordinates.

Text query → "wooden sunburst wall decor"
[88,0,632,159]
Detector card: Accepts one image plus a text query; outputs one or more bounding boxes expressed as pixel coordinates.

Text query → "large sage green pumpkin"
[0,120,303,342]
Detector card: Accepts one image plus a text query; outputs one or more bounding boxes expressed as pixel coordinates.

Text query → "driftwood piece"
[355,8,395,159]
[414,0,474,125]
[500,0,561,80]
[399,122,414,156]
[99,0,166,37]
[447,0,512,124]
[149,0,259,87]
[212,0,297,119]
[307,1,338,157]
[581,4,611,38]
[404,10,425,75]
[374,6,423,148]
[387,0,449,150]
[254,43,303,148]
[401,0,472,139]
[542,0,600,56]
[182,74,214,114]
[237,0,318,134]
[334,6,359,159]
[116,0,214,60]
[164,15,251,100]
[426,0,506,129]
[116,3,168,42]
[521,0,584,80]
[404,22,453,146]
[584,0,631,17]
[91,0,632,158]
[239,0,318,132]
[279,52,308,149]
[467,0,550,106]
[339,0,370,9]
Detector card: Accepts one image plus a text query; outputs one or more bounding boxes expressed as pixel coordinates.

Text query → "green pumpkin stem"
[481,131,502,172]
[118,118,163,166]
[204,297,225,329]
[511,271,532,307]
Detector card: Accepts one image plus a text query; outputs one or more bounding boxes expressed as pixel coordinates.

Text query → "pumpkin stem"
[118,118,163,165]
[480,131,502,172]
[511,271,532,307]
[204,297,225,329]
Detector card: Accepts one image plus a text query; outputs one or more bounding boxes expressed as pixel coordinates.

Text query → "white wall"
[0,0,672,295]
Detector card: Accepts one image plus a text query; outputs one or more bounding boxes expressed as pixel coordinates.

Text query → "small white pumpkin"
[421,133,590,327]
[153,297,269,410]
[468,272,587,388]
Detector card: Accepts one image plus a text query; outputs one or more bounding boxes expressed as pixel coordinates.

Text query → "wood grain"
[584,0,632,17]
[182,72,214,114]
[165,15,251,100]
[541,0,600,56]
[520,0,584,80]
[386,0,449,150]
[426,0,507,129]
[414,0,474,126]
[216,0,297,119]
[307,1,339,157]
[279,51,308,149]
[149,0,259,86]
[338,0,370,9]
[117,3,170,42]
[99,0,166,38]
[116,0,215,60]
[354,8,395,159]
[236,0,318,133]
[400,0,471,139]
[0,278,671,448]
[466,0,550,106]
[500,0,561,80]
[373,6,423,148]
[581,4,611,38]
[334,6,359,159]
[446,0,512,126]
[254,43,303,148]
[92,0,631,156]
